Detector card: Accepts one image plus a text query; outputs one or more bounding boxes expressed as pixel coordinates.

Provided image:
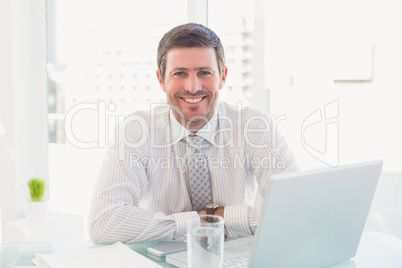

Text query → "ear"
[219,67,228,90]
[156,69,165,92]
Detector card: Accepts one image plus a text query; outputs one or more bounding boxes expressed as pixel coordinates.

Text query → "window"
[208,0,256,106]
[47,0,189,144]
[46,0,189,233]
[46,0,262,239]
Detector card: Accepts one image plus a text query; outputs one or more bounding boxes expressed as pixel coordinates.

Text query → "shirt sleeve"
[87,142,197,243]
[223,115,299,237]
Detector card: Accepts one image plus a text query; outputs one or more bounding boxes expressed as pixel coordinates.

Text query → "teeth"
[183,97,203,103]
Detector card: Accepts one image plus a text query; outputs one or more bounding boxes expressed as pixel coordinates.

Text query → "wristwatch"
[205,203,219,215]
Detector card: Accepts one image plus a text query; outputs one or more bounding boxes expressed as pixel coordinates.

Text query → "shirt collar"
[169,106,219,145]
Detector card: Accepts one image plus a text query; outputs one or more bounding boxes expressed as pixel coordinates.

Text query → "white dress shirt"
[88,102,298,243]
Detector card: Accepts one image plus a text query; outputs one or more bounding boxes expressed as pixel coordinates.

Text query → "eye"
[199,71,212,76]
[174,71,185,77]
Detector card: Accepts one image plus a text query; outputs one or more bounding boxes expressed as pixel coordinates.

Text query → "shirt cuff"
[224,205,253,237]
[172,211,198,240]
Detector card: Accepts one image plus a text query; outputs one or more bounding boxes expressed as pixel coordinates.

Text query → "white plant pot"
[24,199,49,225]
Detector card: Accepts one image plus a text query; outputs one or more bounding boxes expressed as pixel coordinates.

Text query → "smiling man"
[88,23,298,243]
[157,46,225,132]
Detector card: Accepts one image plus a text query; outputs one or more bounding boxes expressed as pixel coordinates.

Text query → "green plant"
[28,178,46,201]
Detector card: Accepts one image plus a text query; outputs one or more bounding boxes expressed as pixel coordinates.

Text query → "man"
[88,23,298,243]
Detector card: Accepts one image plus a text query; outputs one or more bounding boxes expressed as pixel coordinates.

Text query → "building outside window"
[45,0,260,238]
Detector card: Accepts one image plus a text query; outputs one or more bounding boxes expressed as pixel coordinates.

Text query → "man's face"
[157,47,227,131]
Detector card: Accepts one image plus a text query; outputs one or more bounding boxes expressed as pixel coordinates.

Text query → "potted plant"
[24,178,48,225]
[28,178,46,201]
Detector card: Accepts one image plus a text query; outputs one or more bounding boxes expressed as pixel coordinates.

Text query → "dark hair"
[157,23,225,82]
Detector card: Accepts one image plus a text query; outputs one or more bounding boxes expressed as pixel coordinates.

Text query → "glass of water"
[187,215,225,268]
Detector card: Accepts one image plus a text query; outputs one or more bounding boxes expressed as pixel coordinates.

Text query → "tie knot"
[187,134,207,149]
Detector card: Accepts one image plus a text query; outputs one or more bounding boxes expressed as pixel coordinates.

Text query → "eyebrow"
[169,67,214,73]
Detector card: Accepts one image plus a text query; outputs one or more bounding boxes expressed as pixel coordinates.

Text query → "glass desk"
[1,232,402,268]
[0,240,174,268]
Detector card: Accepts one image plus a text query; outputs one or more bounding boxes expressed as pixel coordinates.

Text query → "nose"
[184,74,202,93]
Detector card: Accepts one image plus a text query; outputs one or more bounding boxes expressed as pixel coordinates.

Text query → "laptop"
[166,160,383,268]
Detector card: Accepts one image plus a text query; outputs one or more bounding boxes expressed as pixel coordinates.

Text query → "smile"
[182,97,204,103]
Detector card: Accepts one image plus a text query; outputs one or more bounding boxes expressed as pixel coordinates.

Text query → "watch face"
[206,203,219,209]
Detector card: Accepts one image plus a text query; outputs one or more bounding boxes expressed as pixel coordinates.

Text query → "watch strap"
[205,204,219,215]
[206,206,215,215]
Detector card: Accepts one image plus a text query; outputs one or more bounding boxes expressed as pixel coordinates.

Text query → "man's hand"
[197,209,207,215]
[197,207,227,237]
[214,207,224,218]
[197,207,225,218]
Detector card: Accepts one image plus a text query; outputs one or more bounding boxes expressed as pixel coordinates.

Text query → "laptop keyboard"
[223,254,250,268]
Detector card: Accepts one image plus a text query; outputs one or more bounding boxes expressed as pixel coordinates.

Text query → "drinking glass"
[187,215,224,268]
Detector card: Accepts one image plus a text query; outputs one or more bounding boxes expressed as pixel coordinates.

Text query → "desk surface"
[1,232,402,268]
[0,240,171,268]
[350,232,402,268]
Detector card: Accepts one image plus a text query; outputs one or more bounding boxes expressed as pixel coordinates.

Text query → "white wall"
[0,0,48,241]
[265,0,402,238]
[265,0,402,171]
